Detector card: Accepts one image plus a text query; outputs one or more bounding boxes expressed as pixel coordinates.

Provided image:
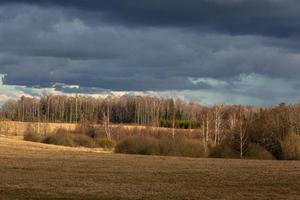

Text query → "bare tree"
[103,100,112,140]
[237,108,252,159]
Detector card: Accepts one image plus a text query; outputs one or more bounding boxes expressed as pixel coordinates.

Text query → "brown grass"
[0,121,199,137]
[0,121,76,135]
[0,137,299,200]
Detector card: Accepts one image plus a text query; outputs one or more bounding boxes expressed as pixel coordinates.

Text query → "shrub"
[73,134,95,148]
[209,143,239,159]
[281,132,300,160]
[75,121,97,138]
[116,136,207,158]
[95,137,117,149]
[158,136,182,156]
[159,137,207,157]
[246,143,275,160]
[115,136,160,155]
[24,131,42,142]
[43,129,75,147]
[180,139,207,157]
[23,125,42,142]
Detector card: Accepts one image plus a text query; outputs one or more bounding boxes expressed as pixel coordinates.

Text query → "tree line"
[1,95,300,159]
[0,95,203,127]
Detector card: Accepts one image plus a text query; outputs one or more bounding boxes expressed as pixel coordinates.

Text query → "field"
[0,121,196,136]
[0,137,299,200]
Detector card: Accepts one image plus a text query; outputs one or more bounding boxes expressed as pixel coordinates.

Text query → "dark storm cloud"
[1,0,300,37]
[0,4,300,89]
[1,1,300,105]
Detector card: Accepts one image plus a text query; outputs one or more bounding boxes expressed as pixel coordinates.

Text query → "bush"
[281,132,300,160]
[180,139,207,157]
[73,134,95,148]
[115,136,207,158]
[75,121,97,138]
[159,137,207,157]
[23,125,42,142]
[95,137,117,149]
[158,136,182,156]
[43,129,75,147]
[115,136,160,155]
[24,131,42,142]
[210,143,239,159]
[246,143,275,160]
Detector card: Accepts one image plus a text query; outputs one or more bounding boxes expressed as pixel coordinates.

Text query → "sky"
[1,0,300,105]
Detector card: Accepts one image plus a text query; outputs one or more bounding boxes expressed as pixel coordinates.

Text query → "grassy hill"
[0,137,299,200]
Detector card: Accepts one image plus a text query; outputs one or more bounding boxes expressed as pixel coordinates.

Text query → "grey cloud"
[0,3,300,105]
[1,0,300,38]
[1,5,300,90]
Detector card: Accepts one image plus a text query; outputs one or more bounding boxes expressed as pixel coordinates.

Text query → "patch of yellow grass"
[0,120,197,136]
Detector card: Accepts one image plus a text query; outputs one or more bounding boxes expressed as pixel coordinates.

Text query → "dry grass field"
[0,121,197,136]
[0,137,299,200]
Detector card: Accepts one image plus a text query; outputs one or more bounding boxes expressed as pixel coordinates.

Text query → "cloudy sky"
[1,0,300,105]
